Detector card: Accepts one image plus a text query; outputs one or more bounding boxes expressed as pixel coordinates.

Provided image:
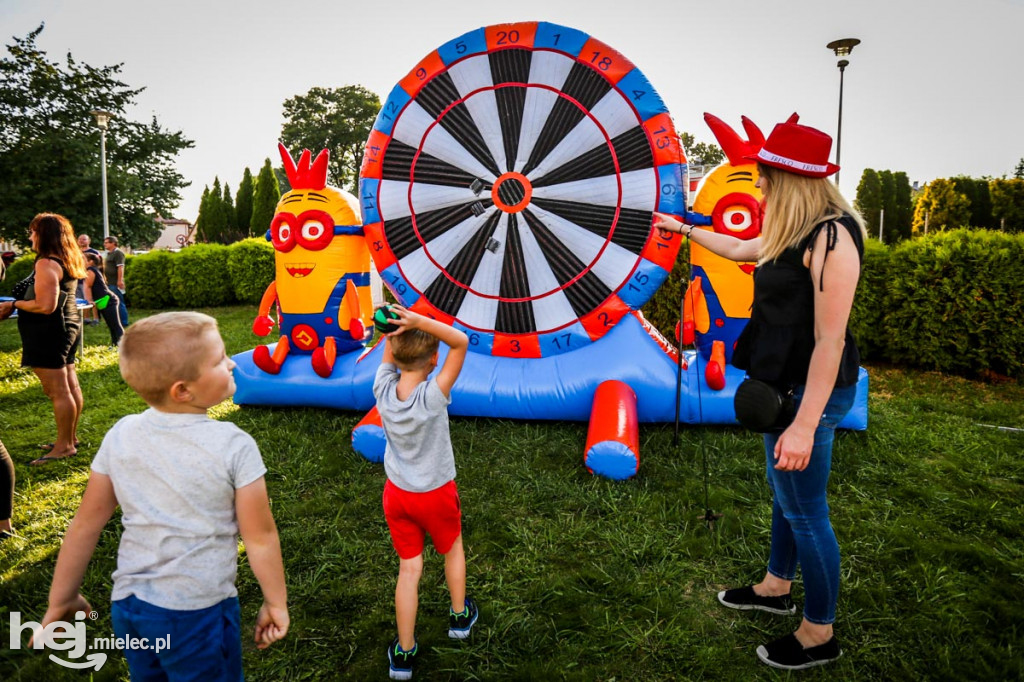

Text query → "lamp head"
[90,110,115,130]
[827,38,860,58]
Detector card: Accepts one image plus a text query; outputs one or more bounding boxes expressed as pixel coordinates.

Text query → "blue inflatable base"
[233,314,868,430]
[585,441,639,480]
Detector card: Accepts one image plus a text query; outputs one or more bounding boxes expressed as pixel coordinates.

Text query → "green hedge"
[168,244,237,308]
[0,254,36,295]
[105,231,1024,379]
[884,230,1024,378]
[226,238,275,304]
[124,251,176,309]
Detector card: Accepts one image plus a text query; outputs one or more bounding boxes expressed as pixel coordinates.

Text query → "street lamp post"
[90,110,115,239]
[826,38,860,187]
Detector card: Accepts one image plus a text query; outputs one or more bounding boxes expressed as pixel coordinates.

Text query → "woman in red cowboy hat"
[655,114,867,671]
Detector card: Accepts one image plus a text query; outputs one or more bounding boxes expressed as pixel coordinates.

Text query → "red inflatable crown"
[278,143,329,190]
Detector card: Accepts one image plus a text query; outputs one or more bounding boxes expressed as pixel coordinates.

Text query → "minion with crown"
[251,143,373,378]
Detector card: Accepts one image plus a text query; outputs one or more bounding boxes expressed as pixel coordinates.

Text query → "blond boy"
[36,312,288,680]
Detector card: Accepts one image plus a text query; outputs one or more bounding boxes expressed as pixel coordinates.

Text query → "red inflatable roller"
[584,380,640,480]
[351,406,386,463]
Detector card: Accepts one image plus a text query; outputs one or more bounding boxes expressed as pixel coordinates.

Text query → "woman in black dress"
[0,213,87,465]
[83,252,124,346]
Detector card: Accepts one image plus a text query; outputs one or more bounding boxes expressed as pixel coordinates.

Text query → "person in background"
[0,213,87,465]
[0,256,15,541]
[83,252,124,346]
[654,114,866,671]
[77,234,101,325]
[102,235,128,328]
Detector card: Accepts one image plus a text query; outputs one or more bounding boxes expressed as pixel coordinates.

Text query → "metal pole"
[879,208,884,242]
[836,61,847,187]
[100,127,110,240]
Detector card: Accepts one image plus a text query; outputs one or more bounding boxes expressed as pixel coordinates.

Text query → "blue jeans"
[116,287,129,327]
[111,594,243,682]
[763,383,856,625]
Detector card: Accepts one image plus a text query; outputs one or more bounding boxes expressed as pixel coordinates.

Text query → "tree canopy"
[280,85,381,194]
[679,131,725,169]
[912,179,971,234]
[0,25,193,247]
[250,159,281,238]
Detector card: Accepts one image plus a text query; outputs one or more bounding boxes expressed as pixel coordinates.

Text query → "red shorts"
[383,479,462,559]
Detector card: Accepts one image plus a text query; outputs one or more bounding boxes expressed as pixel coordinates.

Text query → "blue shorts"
[110,594,243,682]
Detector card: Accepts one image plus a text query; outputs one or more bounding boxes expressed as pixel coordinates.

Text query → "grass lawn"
[1,305,1022,681]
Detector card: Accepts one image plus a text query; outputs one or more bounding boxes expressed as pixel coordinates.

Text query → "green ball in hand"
[373,306,400,334]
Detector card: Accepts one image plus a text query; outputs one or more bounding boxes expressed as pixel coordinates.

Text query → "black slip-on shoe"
[756,633,842,670]
[718,586,797,616]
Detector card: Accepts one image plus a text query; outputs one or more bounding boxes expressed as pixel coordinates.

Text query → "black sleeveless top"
[88,266,114,301]
[732,215,864,389]
[12,256,81,368]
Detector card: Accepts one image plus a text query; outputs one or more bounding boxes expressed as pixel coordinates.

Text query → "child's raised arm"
[236,477,289,650]
[34,472,118,643]
[388,305,469,397]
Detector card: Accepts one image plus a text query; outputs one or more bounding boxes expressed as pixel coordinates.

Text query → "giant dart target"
[360,21,686,358]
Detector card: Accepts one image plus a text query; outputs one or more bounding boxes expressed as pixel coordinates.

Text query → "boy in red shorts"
[372,304,476,680]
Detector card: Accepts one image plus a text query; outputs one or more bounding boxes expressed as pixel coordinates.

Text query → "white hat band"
[757,148,830,173]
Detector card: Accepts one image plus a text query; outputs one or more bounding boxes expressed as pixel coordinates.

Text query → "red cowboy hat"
[744,113,839,178]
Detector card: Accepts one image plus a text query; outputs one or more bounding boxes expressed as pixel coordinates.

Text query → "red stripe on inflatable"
[399,50,447,97]
[354,405,383,430]
[584,380,639,462]
[644,113,684,167]
[493,333,541,358]
[409,298,455,326]
[579,37,634,85]
[485,22,538,50]
[361,130,391,180]
[364,222,397,271]
[641,225,682,271]
[580,296,629,341]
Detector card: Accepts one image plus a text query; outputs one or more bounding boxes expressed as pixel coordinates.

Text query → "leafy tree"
[893,172,913,241]
[1014,158,1024,180]
[951,176,993,228]
[912,179,970,234]
[235,167,254,236]
[280,85,380,193]
[251,159,280,238]
[679,131,725,168]
[0,25,193,247]
[989,178,1024,233]
[856,169,882,240]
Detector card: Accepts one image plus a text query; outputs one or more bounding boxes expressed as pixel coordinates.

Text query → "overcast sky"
[3,0,1022,222]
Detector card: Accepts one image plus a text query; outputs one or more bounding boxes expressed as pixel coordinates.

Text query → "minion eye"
[722,208,752,233]
[302,219,325,241]
[279,223,292,241]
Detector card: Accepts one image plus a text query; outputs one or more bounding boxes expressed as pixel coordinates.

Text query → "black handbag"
[733,378,796,433]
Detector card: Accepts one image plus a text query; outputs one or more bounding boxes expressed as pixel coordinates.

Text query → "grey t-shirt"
[373,362,455,493]
[92,408,267,610]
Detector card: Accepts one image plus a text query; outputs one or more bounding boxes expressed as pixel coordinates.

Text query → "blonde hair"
[119,312,220,405]
[389,329,439,370]
[756,164,866,264]
[29,213,87,279]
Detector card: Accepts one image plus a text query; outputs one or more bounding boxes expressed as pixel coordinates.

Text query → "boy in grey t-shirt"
[372,305,477,680]
[35,312,288,679]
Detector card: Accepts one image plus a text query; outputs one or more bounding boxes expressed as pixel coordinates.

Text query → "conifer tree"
[879,170,898,243]
[203,177,227,243]
[222,182,237,243]
[195,185,211,242]
[893,172,913,241]
[856,169,882,240]
[251,159,281,238]
[235,167,254,236]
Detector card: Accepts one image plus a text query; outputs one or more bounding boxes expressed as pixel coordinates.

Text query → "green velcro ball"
[373,306,400,334]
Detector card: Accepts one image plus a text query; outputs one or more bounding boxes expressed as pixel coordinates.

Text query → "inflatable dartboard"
[360,21,686,358]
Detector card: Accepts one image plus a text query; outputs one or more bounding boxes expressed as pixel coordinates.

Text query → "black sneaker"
[387,637,418,680]
[756,633,842,670]
[717,586,796,615]
[448,596,479,639]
